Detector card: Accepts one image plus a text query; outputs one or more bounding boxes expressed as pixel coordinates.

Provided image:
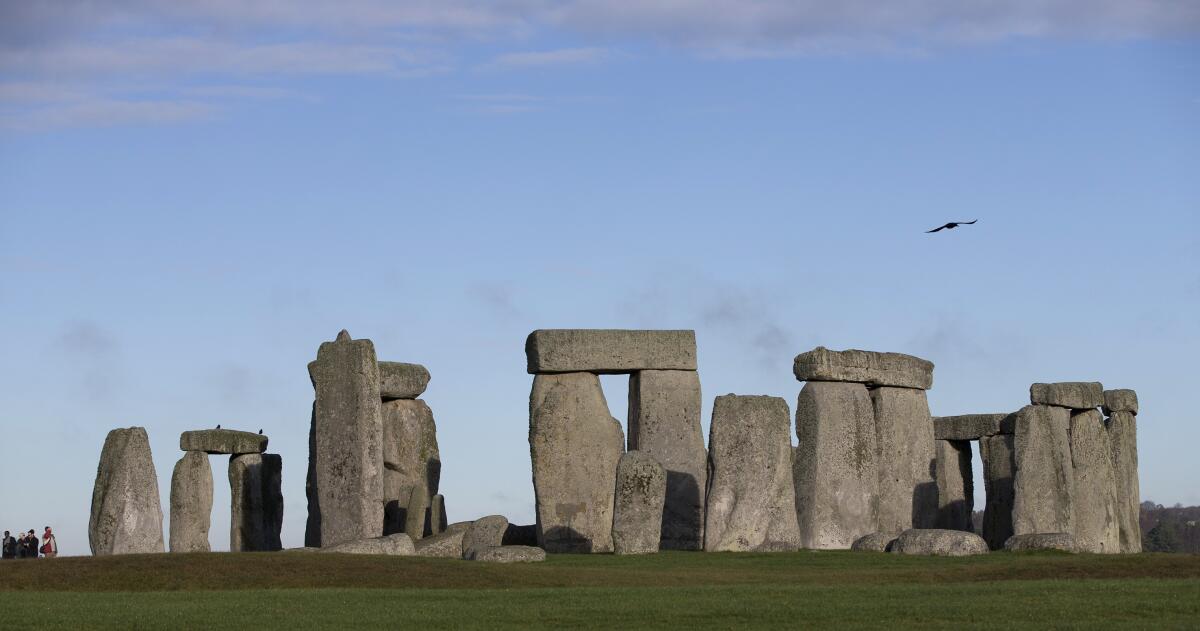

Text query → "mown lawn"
[2,551,1198,629]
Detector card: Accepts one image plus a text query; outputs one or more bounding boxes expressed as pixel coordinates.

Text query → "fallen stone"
[525,329,697,374]
[794,382,878,549]
[381,398,441,537]
[462,515,509,560]
[627,369,706,551]
[229,453,284,552]
[851,533,897,552]
[321,533,415,555]
[1004,532,1077,553]
[502,524,538,547]
[1029,382,1103,409]
[979,434,1016,550]
[414,523,470,558]
[1012,405,1075,536]
[1107,411,1142,553]
[933,413,1015,441]
[169,451,212,553]
[89,427,165,555]
[612,451,666,555]
[705,395,800,552]
[890,529,989,556]
[871,387,938,533]
[793,346,933,390]
[1102,389,1138,416]
[378,361,430,400]
[179,429,267,455]
[1070,409,1120,554]
[530,372,624,553]
[473,546,546,563]
[934,440,974,532]
[308,330,384,548]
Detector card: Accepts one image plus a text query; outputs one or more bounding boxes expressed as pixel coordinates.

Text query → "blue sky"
[1,1,1198,556]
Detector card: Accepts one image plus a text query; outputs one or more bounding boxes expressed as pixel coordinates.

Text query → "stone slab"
[473,546,546,563]
[612,451,666,555]
[979,434,1016,550]
[851,533,897,552]
[1029,382,1103,409]
[1012,405,1075,536]
[321,533,415,555]
[1102,389,1138,416]
[462,515,509,560]
[89,427,165,555]
[378,361,430,400]
[1070,409,1120,553]
[169,451,212,553]
[1004,533,1077,552]
[525,329,697,374]
[934,440,974,532]
[179,429,267,455]
[793,346,933,390]
[890,529,989,556]
[871,387,938,533]
[381,398,440,537]
[413,523,470,558]
[1107,411,1141,553]
[933,413,1015,440]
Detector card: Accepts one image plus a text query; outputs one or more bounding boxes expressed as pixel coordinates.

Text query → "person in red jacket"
[41,527,57,558]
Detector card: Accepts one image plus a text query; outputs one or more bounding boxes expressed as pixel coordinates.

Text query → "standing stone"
[612,451,666,555]
[793,347,934,390]
[430,494,447,535]
[934,440,974,532]
[529,372,624,553]
[381,399,441,537]
[378,361,431,399]
[705,395,800,551]
[794,382,878,549]
[979,433,1016,550]
[1029,382,1103,409]
[870,387,938,533]
[627,369,706,550]
[169,451,212,552]
[229,453,283,552]
[1107,410,1141,553]
[1070,409,1119,553]
[308,330,384,547]
[304,402,320,547]
[526,329,697,373]
[89,427,165,555]
[1012,405,1075,536]
[261,454,283,551]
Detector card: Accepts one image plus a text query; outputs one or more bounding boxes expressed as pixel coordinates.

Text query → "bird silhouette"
[926,220,977,233]
[216,424,221,429]
[258,429,263,435]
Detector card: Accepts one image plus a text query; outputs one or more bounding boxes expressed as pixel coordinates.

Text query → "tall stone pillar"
[979,433,1015,549]
[934,439,974,532]
[170,451,212,552]
[89,427,165,555]
[1012,404,1075,536]
[229,453,283,552]
[871,387,938,532]
[1104,388,1140,553]
[1070,409,1119,553]
[381,398,440,539]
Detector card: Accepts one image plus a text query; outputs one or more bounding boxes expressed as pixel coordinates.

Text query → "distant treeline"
[965,501,1199,554]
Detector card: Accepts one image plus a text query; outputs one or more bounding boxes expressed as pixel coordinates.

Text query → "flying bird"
[926,220,977,233]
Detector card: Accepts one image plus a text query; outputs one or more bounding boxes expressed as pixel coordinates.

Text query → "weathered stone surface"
[794,382,878,549]
[381,398,441,537]
[430,494,447,535]
[933,414,1015,440]
[1004,532,1077,552]
[413,522,470,558]
[378,361,430,400]
[169,451,212,553]
[851,533,897,552]
[1102,389,1138,416]
[979,434,1016,550]
[1107,411,1141,553]
[304,402,320,548]
[525,329,697,374]
[627,369,706,551]
[502,524,538,546]
[90,427,165,556]
[462,515,509,560]
[1012,405,1075,536]
[793,346,933,390]
[612,451,666,555]
[308,330,384,548]
[229,453,283,552]
[530,372,624,553]
[1070,409,1120,554]
[321,533,415,555]
[262,454,283,551]
[474,546,546,563]
[1029,382,1103,409]
[705,395,800,552]
[179,429,267,455]
[890,529,989,556]
[934,440,974,532]
[871,387,938,533]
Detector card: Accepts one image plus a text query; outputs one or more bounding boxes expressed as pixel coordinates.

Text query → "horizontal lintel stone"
[378,362,430,400]
[933,413,1015,440]
[1029,382,1103,409]
[792,346,933,390]
[179,429,267,455]
[1102,389,1138,416]
[525,329,697,374]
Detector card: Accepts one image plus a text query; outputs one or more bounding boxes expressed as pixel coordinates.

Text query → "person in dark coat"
[24,530,39,559]
[1,531,15,559]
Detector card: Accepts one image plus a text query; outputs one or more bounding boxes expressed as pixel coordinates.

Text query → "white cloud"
[482,46,612,69]
[4,98,215,131]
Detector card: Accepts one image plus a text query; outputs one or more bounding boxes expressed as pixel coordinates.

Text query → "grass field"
[2,550,1198,629]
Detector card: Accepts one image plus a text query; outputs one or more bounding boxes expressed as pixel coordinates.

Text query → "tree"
[1144,521,1181,553]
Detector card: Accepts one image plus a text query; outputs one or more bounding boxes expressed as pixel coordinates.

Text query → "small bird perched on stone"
[258,429,263,434]
[926,219,977,233]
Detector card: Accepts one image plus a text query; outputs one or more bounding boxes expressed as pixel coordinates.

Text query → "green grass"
[2,551,1198,629]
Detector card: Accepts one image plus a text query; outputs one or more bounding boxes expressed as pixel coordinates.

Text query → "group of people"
[2,527,56,559]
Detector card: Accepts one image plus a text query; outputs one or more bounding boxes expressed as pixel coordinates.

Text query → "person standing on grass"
[25,529,39,558]
[41,527,57,558]
[15,531,28,558]
[2,531,15,559]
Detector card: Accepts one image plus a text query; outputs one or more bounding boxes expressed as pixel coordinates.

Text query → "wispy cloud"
[481,47,613,70]
[3,98,215,131]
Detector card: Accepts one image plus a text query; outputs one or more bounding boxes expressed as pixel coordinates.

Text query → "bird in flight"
[926,220,977,233]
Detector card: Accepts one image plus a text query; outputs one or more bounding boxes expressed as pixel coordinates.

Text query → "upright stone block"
[934,440,974,532]
[794,382,878,549]
[525,329,697,373]
[229,453,283,552]
[1070,409,1119,553]
[1102,389,1138,416]
[705,395,800,552]
[89,427,165,555]
[1012,405,1075,536]
[169,451,212,552]
[261,454,283,551]
[627,369,706,550]
[308,330,384,547]
[612,451,666,555]
[871,387,938,533]
[793,347,933,390]
[1107,410,1141,553]
[979,433,1015,550]
[430,494,447,535]
[381,399,441,537]
[529,372,624,553]
[304,402,320,547]
[1030,382,1103,409]
[378,362,431,400]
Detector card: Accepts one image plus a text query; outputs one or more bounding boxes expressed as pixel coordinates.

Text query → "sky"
[1,1,1197,557]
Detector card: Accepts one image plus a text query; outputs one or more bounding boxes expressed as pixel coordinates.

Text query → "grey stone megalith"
[627,369,706,550]
[529,372,624,553]
[89,427,165,555]
[229,453,283,552]
[306,330,384,548]
[870,387,938,533]
[179,429,267,455]
[462,515,510,560]
[932,412,1017,549]
[1069,409,1119,553]
[612,451,666,555]
[525,329,697,373]
[705,395,800,552]
[1012,404,1075,536]
[381,397,441,539]
[169,450,213,552]
[934,439,974,532]
[890,529,989,556]
[979,432,1016,550]
[1107,405,1142,553]
[378,361,431,400]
